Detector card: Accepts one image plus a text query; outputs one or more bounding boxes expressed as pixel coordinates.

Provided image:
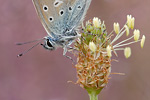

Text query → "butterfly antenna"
[17,42,42,57]
[16,38,44,45]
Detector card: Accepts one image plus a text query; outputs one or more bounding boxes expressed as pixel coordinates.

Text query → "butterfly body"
[42,32,79,50]
[32,0,92,57]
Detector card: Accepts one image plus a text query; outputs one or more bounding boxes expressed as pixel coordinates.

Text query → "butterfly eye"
[43,5,48,12]
[59,10,64,16]
[46,39,53,47]
[54,0,63,7]
[48,16,54,22]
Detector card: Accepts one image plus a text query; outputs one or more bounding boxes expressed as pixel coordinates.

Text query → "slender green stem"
[89,91,98,100]
[85,87,103,100]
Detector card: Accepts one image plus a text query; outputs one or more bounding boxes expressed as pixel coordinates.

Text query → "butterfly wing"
[66,0,92,30]
[32,0,91,37]
[32,0,71,37]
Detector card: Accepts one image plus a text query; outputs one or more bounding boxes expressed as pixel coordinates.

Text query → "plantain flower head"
[73,14,145,94]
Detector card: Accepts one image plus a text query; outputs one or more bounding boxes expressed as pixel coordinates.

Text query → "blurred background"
[0,0,150,100]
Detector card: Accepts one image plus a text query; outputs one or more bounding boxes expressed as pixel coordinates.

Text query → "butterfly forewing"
[33,0,67,37]
[32,0,91,37]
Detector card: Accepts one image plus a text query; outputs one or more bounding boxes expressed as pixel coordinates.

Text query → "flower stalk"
[85,87,102,100]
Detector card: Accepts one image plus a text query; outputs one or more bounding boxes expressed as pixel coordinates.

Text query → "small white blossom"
[141,35,145,48]
[93,17,101,28]
[124,47,131,58]
[131,17,135,29]
[106,45,112,57]
[134,29,140,41]
[114,23,120,34]
[89,42,97,52]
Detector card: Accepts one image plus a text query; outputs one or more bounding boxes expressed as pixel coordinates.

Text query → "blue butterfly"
[17,0,92,59]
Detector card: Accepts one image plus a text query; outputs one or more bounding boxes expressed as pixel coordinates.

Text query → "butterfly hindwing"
[66,0,92,30]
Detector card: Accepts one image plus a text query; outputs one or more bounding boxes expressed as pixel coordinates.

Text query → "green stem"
[85,87,103,100]
[89,91,98,100]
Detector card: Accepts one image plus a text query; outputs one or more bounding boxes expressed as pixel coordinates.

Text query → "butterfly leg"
[67,46,78,53]
[81,22,85,30]
[63,46,75,63]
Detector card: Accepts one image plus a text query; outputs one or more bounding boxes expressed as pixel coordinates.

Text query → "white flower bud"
[114,23,120,34]
[133,29,140,41]
[141,35,145,48]
[106,45,112,57]
[93,17,101,28]
[89,42,97,52]
[131,17,135,29]
[127,15,132,29]
[124,47,131,58]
